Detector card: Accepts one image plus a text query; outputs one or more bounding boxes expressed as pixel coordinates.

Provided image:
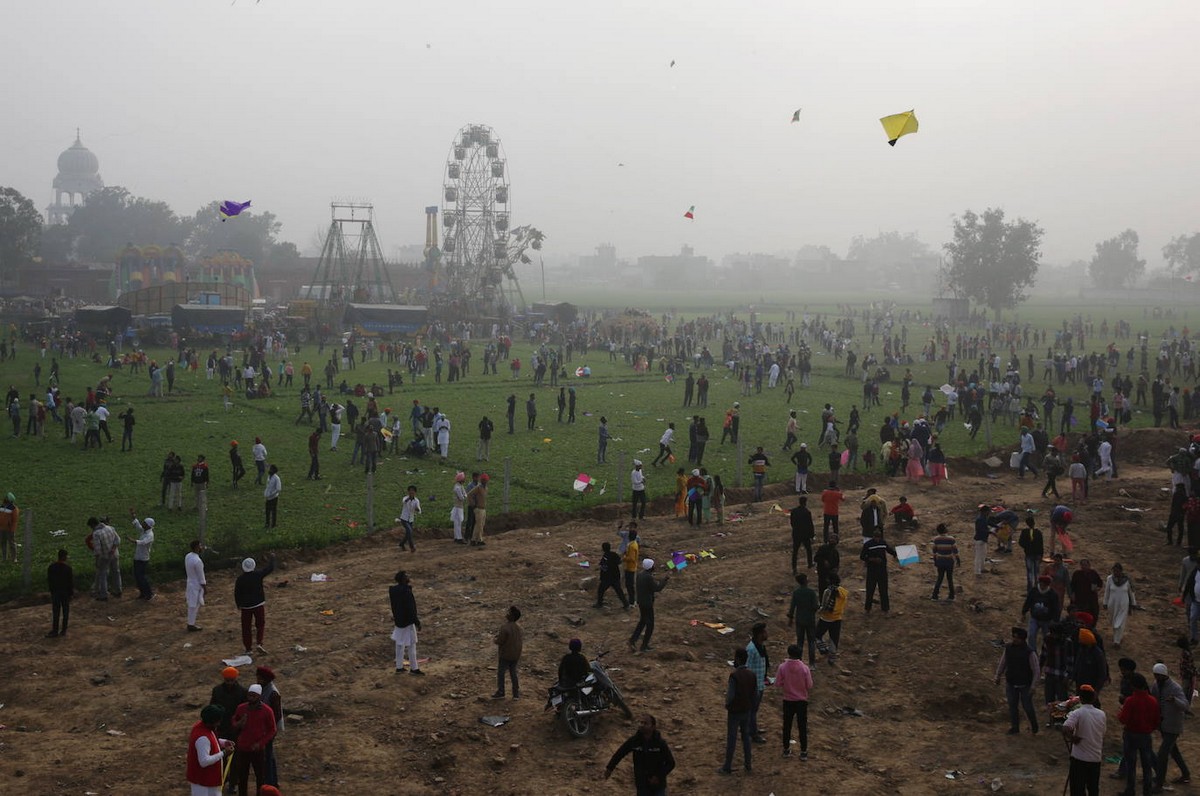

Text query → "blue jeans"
[400,520,415,550]
[1122,731,1155,794]
[749,689,764,736]
[723,711,751,771]
[753,473,765,502]
[1024,557,1040,591]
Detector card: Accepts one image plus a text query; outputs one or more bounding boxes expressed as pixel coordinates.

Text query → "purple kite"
[219,200,252,222]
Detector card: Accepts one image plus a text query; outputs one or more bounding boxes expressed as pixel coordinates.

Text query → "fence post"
[736,438,744,488]
[503,456,512,514]
[616,452,625,505]
[21,509,32,592]
[198,489,208,546]
[366,471,375,533]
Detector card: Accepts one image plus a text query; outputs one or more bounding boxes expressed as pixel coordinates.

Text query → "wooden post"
[503,457,512,514]
[198,489,208,546]
[616,452,625,504]
[21,509,32,592]
[736,438,744,488]
[366,471,375,533]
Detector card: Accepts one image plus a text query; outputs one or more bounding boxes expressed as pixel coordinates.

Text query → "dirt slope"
[1,428,1196,796]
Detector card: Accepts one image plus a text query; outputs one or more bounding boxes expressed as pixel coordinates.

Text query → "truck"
[343,304,428,339]
[171,304,247,338]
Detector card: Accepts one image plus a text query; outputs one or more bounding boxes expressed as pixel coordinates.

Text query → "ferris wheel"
[441,123,517,311]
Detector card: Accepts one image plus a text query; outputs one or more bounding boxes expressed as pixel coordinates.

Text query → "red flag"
[683,205,695,219]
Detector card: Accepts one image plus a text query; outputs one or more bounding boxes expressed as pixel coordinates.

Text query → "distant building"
[637,245,713,289]
[46,131,104,225]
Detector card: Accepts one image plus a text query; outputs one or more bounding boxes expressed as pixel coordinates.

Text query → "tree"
[846,230,931,263]
[942,208,1043,318]
[1088,229,1144,289]
[1163,233,1200,278]
[0,187,43,289]
[59,186,190,263]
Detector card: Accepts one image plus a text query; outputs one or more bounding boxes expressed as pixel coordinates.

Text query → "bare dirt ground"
[2,427,1198,796]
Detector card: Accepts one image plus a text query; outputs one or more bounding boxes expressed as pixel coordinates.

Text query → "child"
[398,485,420,552]
[1068,455,1088,502]
[890,497,917,529]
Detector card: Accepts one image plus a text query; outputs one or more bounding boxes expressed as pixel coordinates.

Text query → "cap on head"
[1153,663,1170,676]
[692,469,700,476]
[642,558,654,570]
[242,558,256,572]
[248,683,263,696]
[222,666,239,680]
[256,665,276,681]
[568,638,582,652]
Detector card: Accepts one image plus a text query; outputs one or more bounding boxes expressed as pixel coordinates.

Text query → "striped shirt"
[931,534,958,566]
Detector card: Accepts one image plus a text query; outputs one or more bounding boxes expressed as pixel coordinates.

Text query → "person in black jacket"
[558,638,591,687]
[790,496,815,573]
[605,714,676,795]
[813,534,840,598]
[720,647,757,775]
[46,548,73,637]
[860,529,898,613]
[235,554,275,655]
[389,571,423,674]
[595,541,629,609]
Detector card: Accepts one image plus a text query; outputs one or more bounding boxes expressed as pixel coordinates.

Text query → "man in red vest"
[187,704,233,796]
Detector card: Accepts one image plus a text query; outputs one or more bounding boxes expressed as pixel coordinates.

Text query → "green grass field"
[0,292,1191,598]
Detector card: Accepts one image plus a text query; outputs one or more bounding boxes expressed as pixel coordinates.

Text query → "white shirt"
[252,443,267,462]
[660,428,675,446]
[131,519,154,562]
[95,406,109,422]
[264,473,282,500]
[400,496,422,522]
[631,469,646,491]
[185,551,206,601]
[1062,704,1106,762]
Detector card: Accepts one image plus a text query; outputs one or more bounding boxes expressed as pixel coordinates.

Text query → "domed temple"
[46,130,104,225]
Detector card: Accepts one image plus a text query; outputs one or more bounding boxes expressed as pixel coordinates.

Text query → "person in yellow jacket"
[622,527,640,607]
[815,574,849,664]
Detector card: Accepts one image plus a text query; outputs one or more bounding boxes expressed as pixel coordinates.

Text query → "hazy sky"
[4,0,1199,266]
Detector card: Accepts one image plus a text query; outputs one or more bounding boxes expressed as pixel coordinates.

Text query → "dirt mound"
[0,428,1195,794]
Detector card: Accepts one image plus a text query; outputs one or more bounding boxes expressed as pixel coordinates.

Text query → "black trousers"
[791,537,812,571]
[596,578,628,607]
[51,591,70,633]
[782,699,808,753]
[932,565,955,599]
[865,567,889,611]
[630,606,654,648]
[630,491,646,519]
[265,498,278,528]
[1068,757,1100,796]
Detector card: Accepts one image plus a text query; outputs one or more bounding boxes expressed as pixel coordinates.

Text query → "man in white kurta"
[185,540,206,631]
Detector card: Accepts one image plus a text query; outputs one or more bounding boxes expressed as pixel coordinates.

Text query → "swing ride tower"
[303,201,397,331]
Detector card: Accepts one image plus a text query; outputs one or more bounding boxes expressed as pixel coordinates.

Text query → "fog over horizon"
[4,0,1199,270]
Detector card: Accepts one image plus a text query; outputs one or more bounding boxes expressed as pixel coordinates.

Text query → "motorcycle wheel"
[610,686,634,720]
[563,698,591,738]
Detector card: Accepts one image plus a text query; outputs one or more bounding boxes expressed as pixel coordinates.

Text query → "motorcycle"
[544,652,633,737]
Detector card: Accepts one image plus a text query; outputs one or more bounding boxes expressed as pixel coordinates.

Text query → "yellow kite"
[880,109,918,146]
